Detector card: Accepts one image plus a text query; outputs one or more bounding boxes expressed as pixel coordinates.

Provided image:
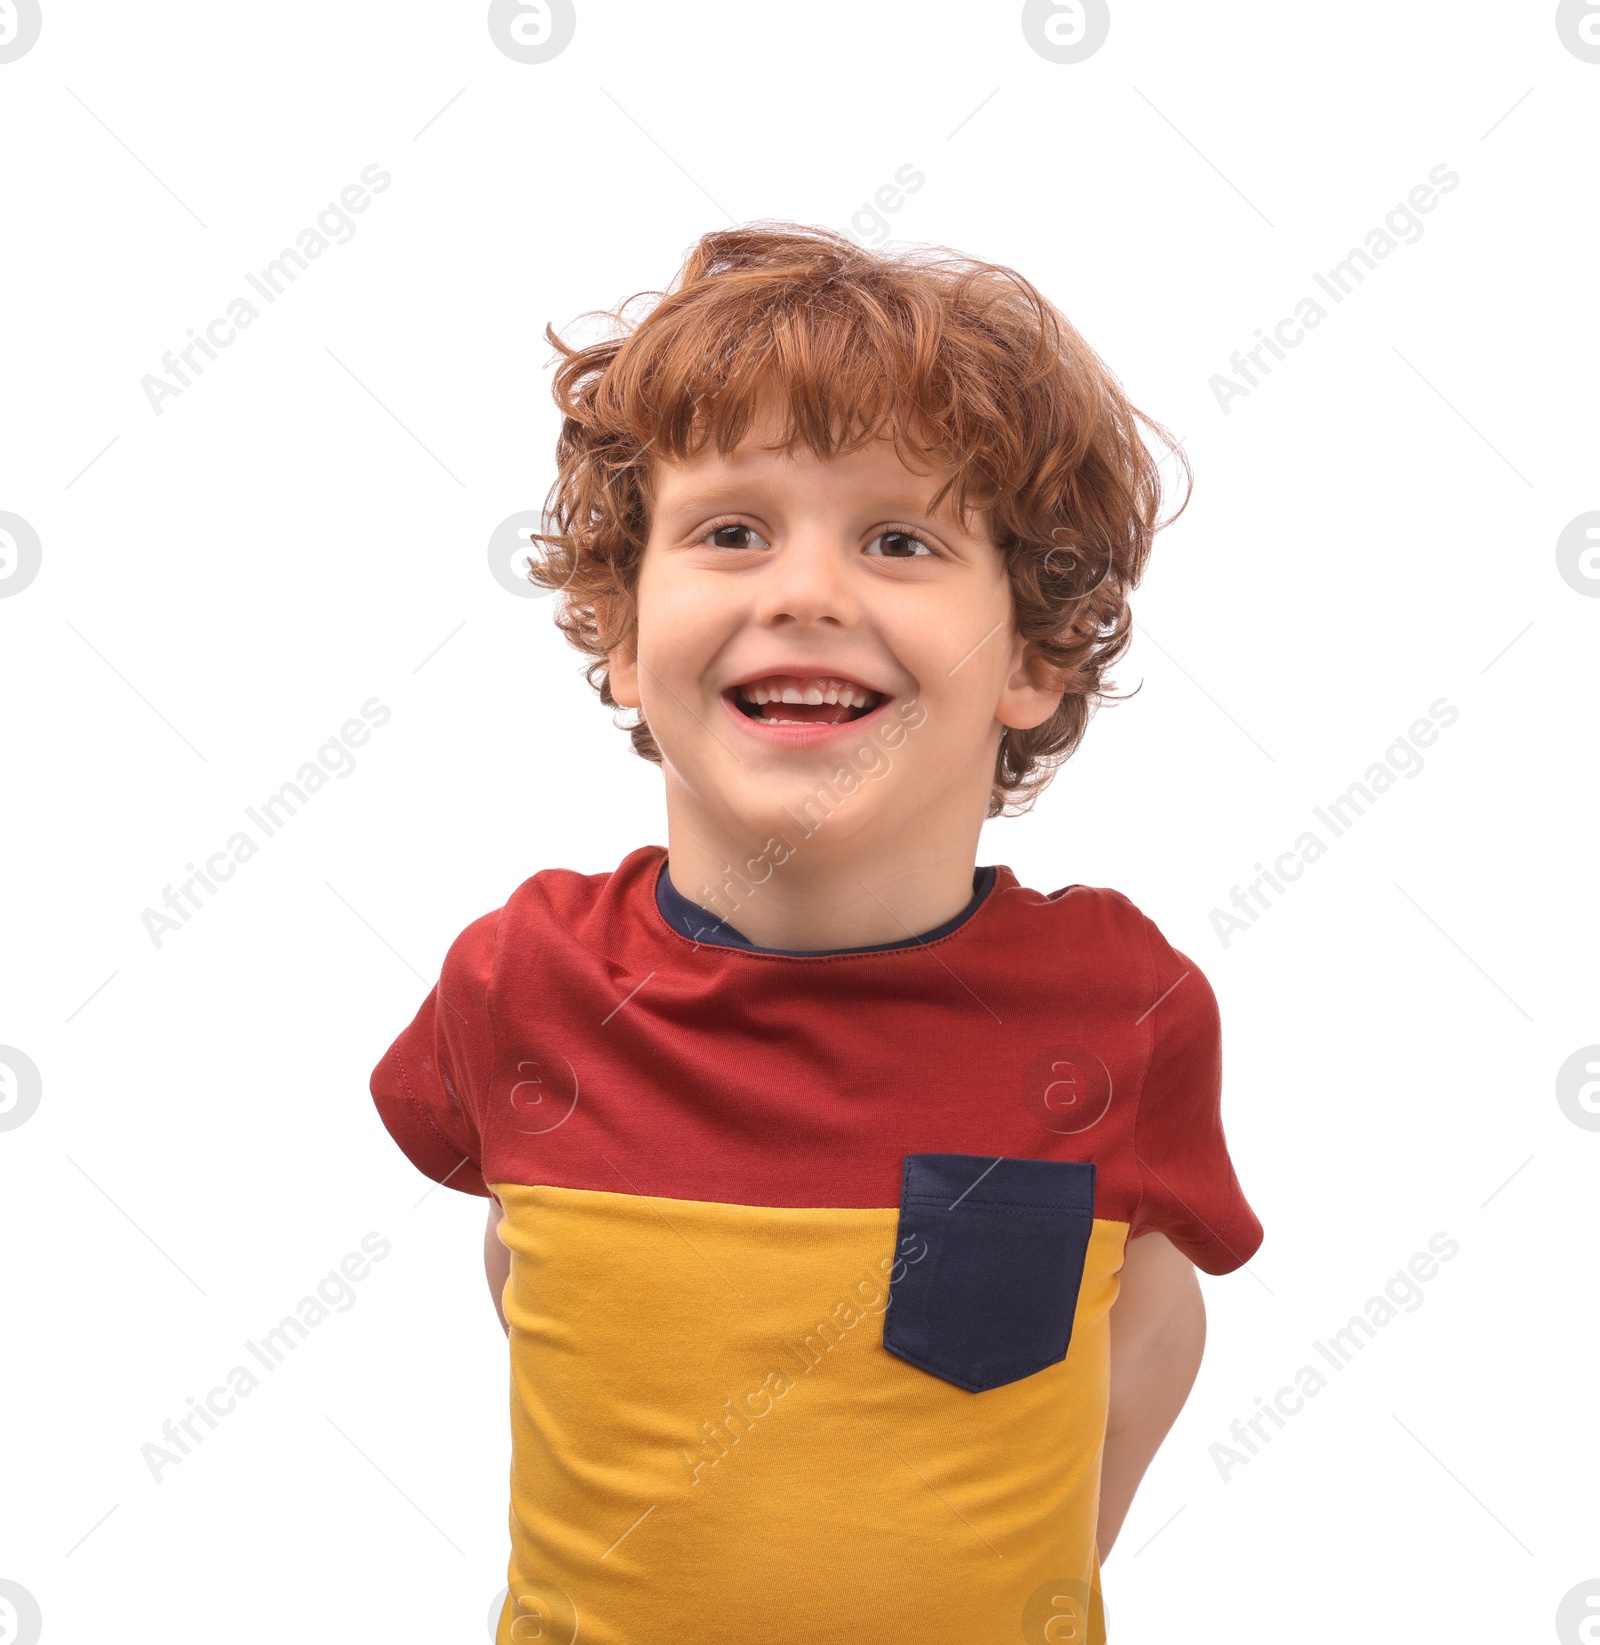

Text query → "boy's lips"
[721,669,894,748]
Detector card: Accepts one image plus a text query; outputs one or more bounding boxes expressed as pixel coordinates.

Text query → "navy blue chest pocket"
[882,1153,1096,1393]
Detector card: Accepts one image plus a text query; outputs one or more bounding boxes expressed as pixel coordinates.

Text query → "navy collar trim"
[654,859,998,956]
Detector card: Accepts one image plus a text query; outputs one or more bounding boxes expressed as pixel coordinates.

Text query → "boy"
[371,225,1263,1644]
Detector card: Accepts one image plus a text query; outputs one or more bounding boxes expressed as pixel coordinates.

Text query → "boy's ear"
[995,632,1071,733]
[597,593,641,709]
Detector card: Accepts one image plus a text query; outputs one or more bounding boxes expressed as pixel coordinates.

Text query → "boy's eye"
[864,530,934,559]
[704,523,768,550]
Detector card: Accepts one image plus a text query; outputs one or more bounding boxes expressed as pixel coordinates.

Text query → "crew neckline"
[653,858,999,956]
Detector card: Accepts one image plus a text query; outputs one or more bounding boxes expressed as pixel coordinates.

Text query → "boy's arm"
[1097,1230,1206,1560]
[484,1194,510,1335]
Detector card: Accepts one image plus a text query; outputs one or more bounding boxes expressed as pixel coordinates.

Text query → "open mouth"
[726,673,886,728]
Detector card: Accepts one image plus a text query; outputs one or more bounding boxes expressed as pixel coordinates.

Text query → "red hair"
[528,222,1190,815]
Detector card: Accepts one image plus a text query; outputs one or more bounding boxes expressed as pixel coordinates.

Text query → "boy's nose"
[749,533,860,629]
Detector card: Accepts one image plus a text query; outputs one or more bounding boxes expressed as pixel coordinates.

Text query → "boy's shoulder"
[438,846,664,961]
[984,871,1202,975]
[488,844,666,958]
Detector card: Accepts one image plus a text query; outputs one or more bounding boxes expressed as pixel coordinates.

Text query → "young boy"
[371,225,1263,1645]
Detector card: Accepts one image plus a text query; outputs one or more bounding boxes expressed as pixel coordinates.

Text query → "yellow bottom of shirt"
[490,1182,1124,1645]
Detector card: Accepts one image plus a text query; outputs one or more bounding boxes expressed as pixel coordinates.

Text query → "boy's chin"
[720,775,896,852]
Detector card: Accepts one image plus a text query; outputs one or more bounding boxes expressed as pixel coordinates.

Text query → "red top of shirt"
[371,844,1263,1274]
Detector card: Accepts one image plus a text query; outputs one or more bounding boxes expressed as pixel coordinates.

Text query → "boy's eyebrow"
[653,484,757,517]
[655,484,962,527]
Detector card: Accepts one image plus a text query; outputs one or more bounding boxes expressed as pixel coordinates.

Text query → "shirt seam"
[1129,914,1163,1244]
[390,1045,468,1164]
[1128,918,1247,1260]
[482,904,506,1146]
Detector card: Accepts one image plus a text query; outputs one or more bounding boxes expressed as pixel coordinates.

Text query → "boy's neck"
[663,811,985,952]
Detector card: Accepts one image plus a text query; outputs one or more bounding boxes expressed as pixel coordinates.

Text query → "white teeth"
[736,674,881,708]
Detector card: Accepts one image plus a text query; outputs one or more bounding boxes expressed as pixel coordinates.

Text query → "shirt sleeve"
[369,908,500,1199]
[1128,919,1263,1274]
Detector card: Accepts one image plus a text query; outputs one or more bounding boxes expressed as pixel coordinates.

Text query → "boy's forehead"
[638,384,993,536]
[650,420,954,508]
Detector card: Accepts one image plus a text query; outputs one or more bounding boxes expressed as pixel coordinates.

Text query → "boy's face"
[608,411,1064,861]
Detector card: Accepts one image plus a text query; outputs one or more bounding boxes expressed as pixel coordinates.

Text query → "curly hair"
[527,222,1191,816]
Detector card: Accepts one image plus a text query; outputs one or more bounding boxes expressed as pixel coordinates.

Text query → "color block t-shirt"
[369,845,1263,1645]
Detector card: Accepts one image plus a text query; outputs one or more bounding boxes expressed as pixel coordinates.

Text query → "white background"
[2,2,1597,1640]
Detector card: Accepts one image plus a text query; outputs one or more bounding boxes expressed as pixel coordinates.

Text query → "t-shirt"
[370,844,1264,1645]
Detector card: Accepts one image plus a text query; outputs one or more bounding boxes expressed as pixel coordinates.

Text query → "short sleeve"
[1129,921,1263,1274]
[369,909,500,1198]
